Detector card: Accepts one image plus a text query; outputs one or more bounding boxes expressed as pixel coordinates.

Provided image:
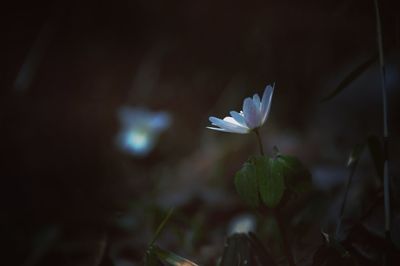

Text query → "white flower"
[116,107,171,156]
[207,84,274,134]
[228,214,256,235]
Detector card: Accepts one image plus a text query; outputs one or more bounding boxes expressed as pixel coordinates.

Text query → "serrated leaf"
[367,135,384,179]
[321,54,378,102]
[152,245,199,266]
[277,155,312,195]
[257,156,285,208]
[234,161,260,208]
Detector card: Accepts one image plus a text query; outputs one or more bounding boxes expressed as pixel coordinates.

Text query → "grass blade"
[321,54,377,102]
[373,0,390,240]
[149,208,175,247]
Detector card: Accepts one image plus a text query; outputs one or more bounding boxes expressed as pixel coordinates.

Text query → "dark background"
[1,0,399,265]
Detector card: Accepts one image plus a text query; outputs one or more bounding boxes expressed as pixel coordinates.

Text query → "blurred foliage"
[312,232,356,266]
[146,245,198,266]
[219,233,276,266]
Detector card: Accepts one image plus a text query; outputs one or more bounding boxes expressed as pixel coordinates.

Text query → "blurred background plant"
[116,106,171,157]
[1,0,400,265]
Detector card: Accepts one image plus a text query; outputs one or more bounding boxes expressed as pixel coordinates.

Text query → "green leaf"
[321,54,378,102]
[367,135,384,179]
[151,245,199,266]
[234,160,260,208]
[276,155,312,195]
[235,155,310,209]
[257,156,285,208]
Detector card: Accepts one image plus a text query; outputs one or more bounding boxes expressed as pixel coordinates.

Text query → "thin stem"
[149,208,174,247]
[374,0,391,240]
[254,131,295,265]
[335,164,357,239]
[144,208,175,264]
[274,209,296,266]
[374,1,391,264]
[254,129,265,156]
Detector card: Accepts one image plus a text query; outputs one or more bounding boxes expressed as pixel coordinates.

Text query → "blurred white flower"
[207,84,274,134]
[116,107,171,156]
[228,214,256,235]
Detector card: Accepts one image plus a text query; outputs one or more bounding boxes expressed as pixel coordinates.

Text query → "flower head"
[207,84,274,134]
[116,106,171,156]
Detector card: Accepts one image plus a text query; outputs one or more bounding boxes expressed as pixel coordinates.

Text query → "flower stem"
[274,209,296,266]
[255,132,295,265]
[254,129,265,156]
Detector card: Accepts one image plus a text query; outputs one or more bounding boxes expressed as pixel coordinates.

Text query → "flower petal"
[252,94,261,110]
[149,112,171,130]
[209,116,250,133]
[243,97,261,129]
[209,116,246,129]
[260,84,274,124]
[206,126,228,132]
[206,126,248,134]
[229,111,247,127]
[223,116,243,126]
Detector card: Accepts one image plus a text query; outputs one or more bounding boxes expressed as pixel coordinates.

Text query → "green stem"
[149,208,174,247]
[144,208,175,264]
[335,162,357,239]
[374,1,391,264]
[374,0,391,242]
[254,129,265,156]
[255,132,295,265]
[274,209,296,266]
